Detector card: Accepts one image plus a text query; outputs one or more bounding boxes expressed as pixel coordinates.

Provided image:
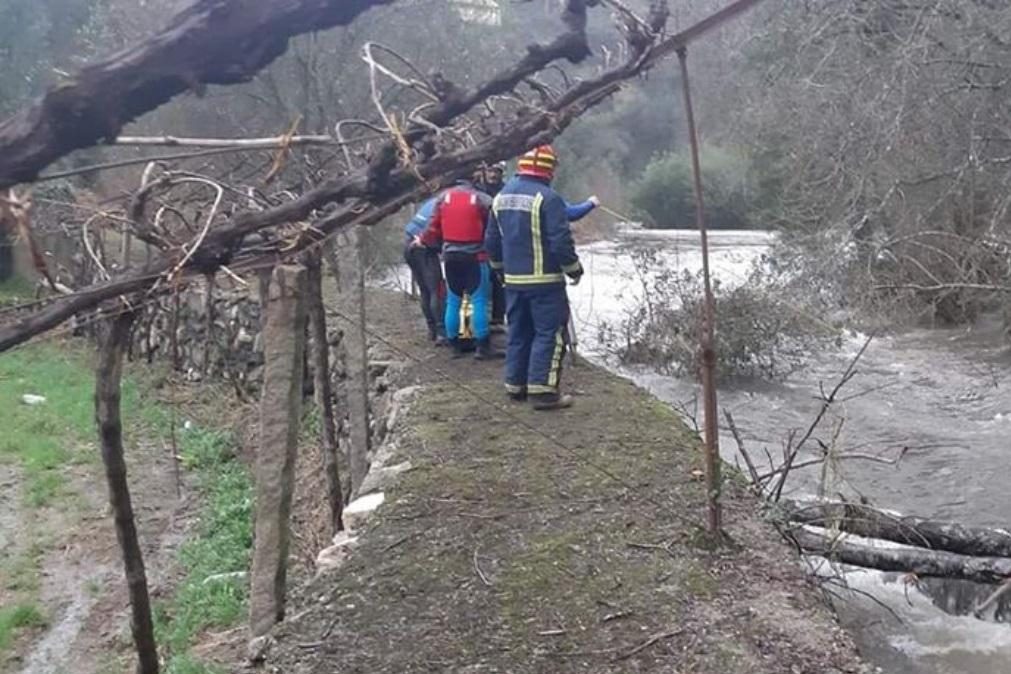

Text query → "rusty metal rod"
[677,46,722,534]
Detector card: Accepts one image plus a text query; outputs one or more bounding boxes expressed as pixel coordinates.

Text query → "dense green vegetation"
[629,147,754,230]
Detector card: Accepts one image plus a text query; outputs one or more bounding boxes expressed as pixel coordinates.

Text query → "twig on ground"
[602,610,633,623]
[626,541,677,558]
[474,546,494,587]
[321,615,340,639]
[613,628,683,661]
[538,629,567,637]
[382,535,411,552]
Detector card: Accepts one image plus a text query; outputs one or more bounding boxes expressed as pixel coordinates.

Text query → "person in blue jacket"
[566,196,600,222]
[485,145,583,411]
[404,197,446,344]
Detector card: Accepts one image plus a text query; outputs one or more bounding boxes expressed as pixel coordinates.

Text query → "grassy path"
[268,292,868,674]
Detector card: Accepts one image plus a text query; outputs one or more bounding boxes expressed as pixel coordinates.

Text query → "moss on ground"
[266,291,866,674]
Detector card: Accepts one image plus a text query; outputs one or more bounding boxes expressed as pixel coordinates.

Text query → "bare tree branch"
[0,0,398,188]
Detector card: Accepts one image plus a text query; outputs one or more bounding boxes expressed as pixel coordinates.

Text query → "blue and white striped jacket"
[484,175,582,287]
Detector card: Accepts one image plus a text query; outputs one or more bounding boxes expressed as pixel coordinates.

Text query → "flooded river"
[568,228,1011,674]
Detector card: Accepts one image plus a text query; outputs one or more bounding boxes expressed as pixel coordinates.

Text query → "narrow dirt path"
[266,292,869,674]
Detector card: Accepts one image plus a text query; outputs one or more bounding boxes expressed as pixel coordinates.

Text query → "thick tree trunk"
[780,499,1011,558]
[793,528,1011,585]
[95,311,159,674]
[250,265,308,636]
[305,253,345,534]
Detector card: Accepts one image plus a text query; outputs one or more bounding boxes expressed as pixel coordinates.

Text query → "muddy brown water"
[566,229,1011,674]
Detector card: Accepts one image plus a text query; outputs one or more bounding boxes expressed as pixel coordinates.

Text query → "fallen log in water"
[792,528,1011,585]
[778,499,1011,558]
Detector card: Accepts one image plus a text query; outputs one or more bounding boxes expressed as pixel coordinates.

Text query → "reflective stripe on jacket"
[484,176,581,287]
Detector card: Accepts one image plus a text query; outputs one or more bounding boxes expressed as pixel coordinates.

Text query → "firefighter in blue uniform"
[485,145,582,411]
[478,161,599,333]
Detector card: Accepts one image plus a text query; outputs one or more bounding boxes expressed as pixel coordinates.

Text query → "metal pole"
[677,46,722,534]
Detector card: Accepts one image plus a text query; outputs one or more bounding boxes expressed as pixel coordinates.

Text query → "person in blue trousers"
[485,145,583,411]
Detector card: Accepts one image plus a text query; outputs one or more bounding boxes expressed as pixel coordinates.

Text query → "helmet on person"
[517,145,557,181]
[490,161,507,174]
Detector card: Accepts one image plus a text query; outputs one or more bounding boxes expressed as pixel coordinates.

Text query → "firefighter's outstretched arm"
[543,194,582,279]
[565,196,599,222]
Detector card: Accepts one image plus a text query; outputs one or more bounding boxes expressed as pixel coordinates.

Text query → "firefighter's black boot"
[531,393,573,411]
[508,390,528,403]
[450,339,467,358]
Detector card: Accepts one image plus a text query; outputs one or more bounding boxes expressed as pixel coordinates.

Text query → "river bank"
[565,228,1011,673]
[266,290,868,673]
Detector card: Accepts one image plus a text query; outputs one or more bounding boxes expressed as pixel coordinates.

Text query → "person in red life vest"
[416,179,503,360]
[485,145,583,411]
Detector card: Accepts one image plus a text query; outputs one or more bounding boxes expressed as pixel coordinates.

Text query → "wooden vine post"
[95,310,159,674]
[305,251,345,533]
[250,264,308,636]
[329,228,371,496]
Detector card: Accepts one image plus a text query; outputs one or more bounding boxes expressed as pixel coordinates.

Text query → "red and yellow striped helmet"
[517,145,558,180]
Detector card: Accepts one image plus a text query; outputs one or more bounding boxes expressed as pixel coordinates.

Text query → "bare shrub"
[705,1,1011,333]
[599,249,840,380]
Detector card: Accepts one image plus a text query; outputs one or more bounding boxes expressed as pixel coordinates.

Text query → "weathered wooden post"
[328,228,371,497]
[305,251,345,534]
[201,273,215,377]
[250,265,307,636]
[350,227,371,494]
[95,310,159,674]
